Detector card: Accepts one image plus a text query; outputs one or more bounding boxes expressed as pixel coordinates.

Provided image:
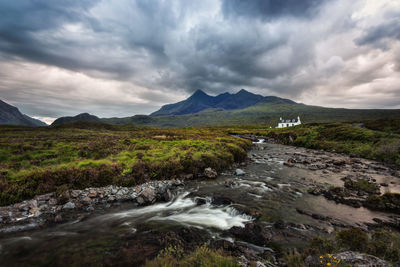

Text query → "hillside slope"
[0,99,46,126]
[51,113,101,126]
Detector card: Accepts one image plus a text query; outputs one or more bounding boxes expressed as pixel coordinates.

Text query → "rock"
[130,193,137,200]
[228,223,271,246]
[161,189,172,202]
[283,161,294,167]
[17,203,29,212]
[81,197,92,205]
[36,193,52,201]
[138,187,156,204]
[54,214,63,223]
[70,190,81,198]
[27,199,38,209]
[29,207,40,215]
[308,187,323,196]
[195,197,207,206]
[48,198,58,205]
[235,169,245,176]
[88,190,97,198]
[380,182,389,187]
[332,159,346,166]
[204,167,218,178]
[224,179,237,187]
[136,197,145,205]
[182,173,194,180]
[34,210,42,217]
[333,251,389,266]
[212,196,232,206]
[63,202,75,209]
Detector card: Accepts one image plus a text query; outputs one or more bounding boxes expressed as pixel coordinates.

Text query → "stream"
[0,141,399,266]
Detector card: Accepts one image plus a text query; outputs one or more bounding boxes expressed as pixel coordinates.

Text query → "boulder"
[204,167,218,178]
[63,202,75,209]
[235,169,245,176]
[138,187,156,204]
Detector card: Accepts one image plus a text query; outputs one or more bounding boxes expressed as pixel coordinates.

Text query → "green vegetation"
[144,245,240,267]
[344,179,380,194]
[0,123,251,205]
[103,104,400,128]
[363,118,400,135]
[365,193,400,213]
[299,228,400,264]
[226,120,400,168]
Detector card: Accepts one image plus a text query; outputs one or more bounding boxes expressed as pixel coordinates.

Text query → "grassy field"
[1,119,399,205]
[0,122,251,205]
[224,119,400,168]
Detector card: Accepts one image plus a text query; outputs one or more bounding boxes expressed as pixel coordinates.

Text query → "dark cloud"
[0,0,399,120]
[221,0,325,20]
[355,19,400,49]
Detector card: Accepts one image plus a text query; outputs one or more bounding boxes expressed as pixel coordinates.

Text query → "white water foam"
[111,192,252,230]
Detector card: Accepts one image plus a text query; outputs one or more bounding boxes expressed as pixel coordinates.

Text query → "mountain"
[49,89,400,128]
[0,99,47,126]
[151,89,267,116]
[51,113,101,126]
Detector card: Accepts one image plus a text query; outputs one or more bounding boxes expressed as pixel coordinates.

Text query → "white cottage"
[276,116,301,128]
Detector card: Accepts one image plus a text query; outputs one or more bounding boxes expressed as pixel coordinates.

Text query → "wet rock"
[81,197,92,205]
[130,193,137,200]
[48,198,57,205]
[36,193,52,201]
[63,202,75,209]
[17,203,29,212]
[70,190,81,198]
[228,223,271,246]
[235,169,245,176]
[29,207,40,215]
[224,179,237,187]
[307,187,323,196]
[212,196,232,206]
[138,187,156,204]
[161,189,172,202]
[283,161,294,167]
[27,199,38,209]
[204,167,218,178]
[88,190,97,198]
[195,197,207,206]
[181,173,194,180]
[54,214,63,223]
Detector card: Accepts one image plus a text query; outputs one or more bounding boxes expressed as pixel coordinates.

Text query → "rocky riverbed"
[1,140,399,266]
[0,180,183,233]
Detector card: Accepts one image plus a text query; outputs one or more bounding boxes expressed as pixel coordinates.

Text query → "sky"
[0,0,399,124]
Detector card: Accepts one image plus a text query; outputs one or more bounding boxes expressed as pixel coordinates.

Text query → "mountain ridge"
[151,89,281,116]
[0,99,47,126]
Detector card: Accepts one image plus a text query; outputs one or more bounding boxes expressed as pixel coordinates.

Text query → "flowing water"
[0,141,397,266]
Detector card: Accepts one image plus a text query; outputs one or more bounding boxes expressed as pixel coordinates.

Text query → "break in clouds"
[0,0,399,123]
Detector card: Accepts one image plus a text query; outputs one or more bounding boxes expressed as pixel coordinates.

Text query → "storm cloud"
[0,0,399,123]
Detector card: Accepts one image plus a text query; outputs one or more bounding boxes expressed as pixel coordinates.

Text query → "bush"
[336,228,368,252]
[144,245,240,267]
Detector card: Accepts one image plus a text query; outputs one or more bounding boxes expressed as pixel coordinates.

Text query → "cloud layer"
[0,0,399,121]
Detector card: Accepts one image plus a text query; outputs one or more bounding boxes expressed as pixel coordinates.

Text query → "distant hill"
[51,113,101,126]
[0,99,46,126]
[50,90,400,128]
[151,89,271,116]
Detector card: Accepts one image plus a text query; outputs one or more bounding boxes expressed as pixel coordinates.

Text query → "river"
[0,141,398,266]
